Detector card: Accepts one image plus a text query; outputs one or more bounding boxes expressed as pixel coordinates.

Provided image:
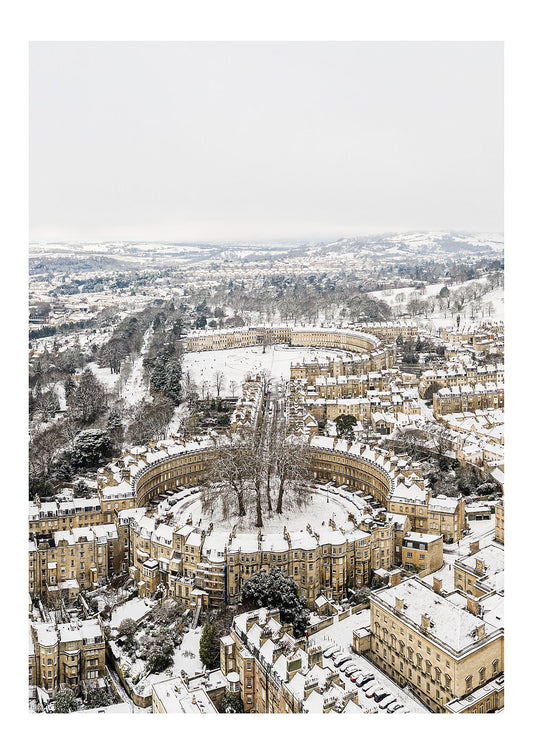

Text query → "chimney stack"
[421,613,431,630]
[389,569,402,587]
[469,540,480,555]
[308,645,323,669]
[467,596,481,616]
[433,577,442,595]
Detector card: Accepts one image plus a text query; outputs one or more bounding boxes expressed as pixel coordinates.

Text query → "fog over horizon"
[30,42,503,244]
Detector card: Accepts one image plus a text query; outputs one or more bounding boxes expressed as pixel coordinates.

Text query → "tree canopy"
[242,567,310,637]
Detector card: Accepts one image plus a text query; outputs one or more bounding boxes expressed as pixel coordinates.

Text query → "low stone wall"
[106,646,152,708]
[308,615,335,636]
[307,602,369,636]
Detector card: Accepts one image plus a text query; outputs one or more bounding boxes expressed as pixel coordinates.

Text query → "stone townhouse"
[401,532,443,576]
[29,496,104,536]
[388,487,465,543]
[29,524,121,602]
[185,325,384,359]
[29,618,105,696]
[494,500,504,544]
[419,363,504,398]
[453,541,504,598]
[367,577,504,713]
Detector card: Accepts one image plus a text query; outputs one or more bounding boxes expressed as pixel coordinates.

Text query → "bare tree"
[214,370,225,398]
[127,396,174,444]
[207,430,253,517]
[258,369,272,394]
[272,421,313,514]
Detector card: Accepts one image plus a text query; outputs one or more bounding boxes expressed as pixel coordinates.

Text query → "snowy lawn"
[183,345,352,398]
[87,361,121,392]
[110,597,155,628]
[166,486,368,541]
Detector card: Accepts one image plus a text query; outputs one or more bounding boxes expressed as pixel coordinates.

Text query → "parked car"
[334,655,353,668]
[355,673,374,687]
[323,647,338,659]
[349,673,361,683]
[379,695,397,709]
[343,663,359,676]
[373,689,389,703]
[365,683,380,698]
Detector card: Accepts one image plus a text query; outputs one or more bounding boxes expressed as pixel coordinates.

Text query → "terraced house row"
[419,362,504,398]
[123,507,398,608]
[433,382,504,416]
[219,607,363,713]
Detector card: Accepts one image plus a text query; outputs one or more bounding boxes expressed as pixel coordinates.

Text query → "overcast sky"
[29,42,503,243]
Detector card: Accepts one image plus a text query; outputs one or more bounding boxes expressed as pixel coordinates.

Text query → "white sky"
[29,41,503,242]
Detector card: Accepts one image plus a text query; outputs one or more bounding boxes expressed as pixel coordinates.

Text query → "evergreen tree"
[164,357,182,405]
[67,369,106,425]
[334,414,358,441]
[242,568,310,637]
[143,627,175,674]
[70,429,113,469]
[199,621,217,669]
[85,687,116,709]
[106,409,124,451]
[54,687,78,713]
[150,358,167,393]
[73,480,91,498]
[195,314,207,329]
[118,618,138,653]
[64,375,76,399]
[219,691,244,713]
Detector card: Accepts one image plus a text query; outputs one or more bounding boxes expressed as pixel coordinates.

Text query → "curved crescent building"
[92,432,433,609]
[184,325,382,354]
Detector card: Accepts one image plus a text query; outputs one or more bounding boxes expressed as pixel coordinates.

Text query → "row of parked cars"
[322,645,408,714]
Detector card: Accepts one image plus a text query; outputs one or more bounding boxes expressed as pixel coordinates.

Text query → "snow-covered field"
[165,487,367,534]
[370,276,503,331]
[172,626,203,677]
[87,360,121,392]
[182,345,351,397]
